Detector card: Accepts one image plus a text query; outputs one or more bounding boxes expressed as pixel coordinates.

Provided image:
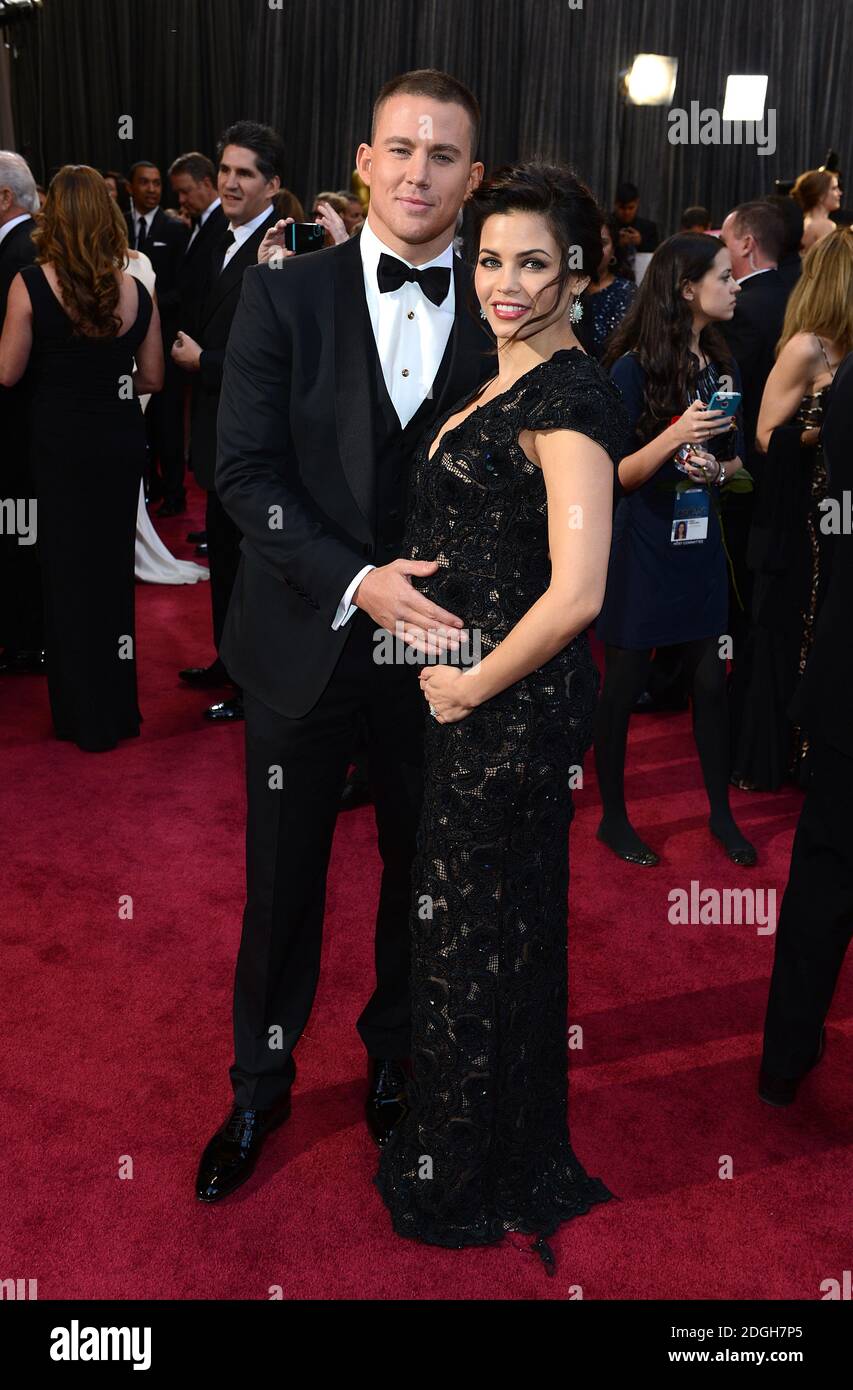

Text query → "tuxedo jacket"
[190,208,277,491]
[216,231,495,718]
[790,350,853,757]
[125,207,189,326]
[722,268,789,465]
[177,203,228,338]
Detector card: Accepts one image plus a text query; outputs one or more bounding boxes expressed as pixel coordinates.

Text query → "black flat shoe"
[196,1093,292,1203]
[186,529,207,543]
[195,542,209,557]
[204,695,244,722]
[366,1057,409,1146]
[710,825,757,866]
[179,660,232,689]
[758,1027,826,1107]
[632,689,689,714]
[595,824,659,866]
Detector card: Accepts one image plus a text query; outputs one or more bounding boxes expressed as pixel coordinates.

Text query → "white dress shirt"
[331,216,456,630]
[220,203,272,271]
[131,206,157,248]
[187,196,221,251]
[0,212,32,248]
[736,266,774,285]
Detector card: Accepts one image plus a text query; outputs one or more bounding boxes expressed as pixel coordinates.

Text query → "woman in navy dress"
[0,166,163,751]
[581,214,636,359]
[593,234,757,866]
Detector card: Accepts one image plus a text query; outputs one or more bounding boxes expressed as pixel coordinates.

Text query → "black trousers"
[205,488,242,658]
[762,739,853,1077]
[144,354,185,505]
[229,608,425,1108]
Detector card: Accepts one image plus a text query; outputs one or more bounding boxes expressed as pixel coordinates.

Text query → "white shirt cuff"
[332,564,375,630]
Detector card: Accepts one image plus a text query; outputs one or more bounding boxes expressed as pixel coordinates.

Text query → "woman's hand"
[314,201,349,246]
[669,399,730,448]
[418,664,480,724]
[257,219,297,266]
[681,445,721,484]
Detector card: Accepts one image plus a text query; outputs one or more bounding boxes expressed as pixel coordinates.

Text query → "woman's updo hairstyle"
[469,162,604,336]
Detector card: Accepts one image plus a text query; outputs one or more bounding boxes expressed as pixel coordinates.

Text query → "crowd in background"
[0,133,851,860]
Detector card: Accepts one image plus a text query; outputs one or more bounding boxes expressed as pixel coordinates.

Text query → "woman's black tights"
[593,637,752,858]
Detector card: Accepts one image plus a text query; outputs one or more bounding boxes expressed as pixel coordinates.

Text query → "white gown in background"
[124,250,209,586]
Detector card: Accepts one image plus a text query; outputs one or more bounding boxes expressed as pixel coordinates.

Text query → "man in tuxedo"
[168,152,226,338]
[759,351,853,1105]
[613,180,659,254]
[0,151,43,675]
[720,200,790,652]
[195,69,494,1203]
[172,123,282,721]
[126,160,190,516]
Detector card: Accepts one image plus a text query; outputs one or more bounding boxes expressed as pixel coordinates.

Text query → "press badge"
[670,488,709,544]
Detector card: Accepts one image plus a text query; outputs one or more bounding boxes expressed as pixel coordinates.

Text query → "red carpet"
[2,483,851,1300]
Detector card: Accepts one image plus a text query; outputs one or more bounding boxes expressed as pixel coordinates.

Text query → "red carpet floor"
[2,484,851,1301]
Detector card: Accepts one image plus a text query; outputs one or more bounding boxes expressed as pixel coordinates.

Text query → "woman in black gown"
[374,164,629,1273]
[0,166,163,751]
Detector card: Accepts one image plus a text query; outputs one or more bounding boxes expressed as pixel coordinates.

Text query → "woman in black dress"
[730,227,853,789]
[374,164,629,1273]
[0,166,163,751]
[593,234,756,867]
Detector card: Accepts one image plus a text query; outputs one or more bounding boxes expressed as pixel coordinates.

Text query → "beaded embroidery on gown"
[373,348,630,1270]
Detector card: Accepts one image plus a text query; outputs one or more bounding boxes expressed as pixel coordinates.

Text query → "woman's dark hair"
[603,232,734,442]
[595,212,634,283]
[102,169,130,213]
[469,162,604,341]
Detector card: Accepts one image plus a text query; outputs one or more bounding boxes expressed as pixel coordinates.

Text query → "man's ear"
[355,143,373,187]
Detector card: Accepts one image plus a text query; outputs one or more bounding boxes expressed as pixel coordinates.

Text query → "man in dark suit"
[168,151,227,338]
[720,200,791,654]
[126,160,190,515]
[613,180,659,254]
[759,351,853,1105]
[0,150,43,674]
[195,70,494,1203]
[171,123,281,720]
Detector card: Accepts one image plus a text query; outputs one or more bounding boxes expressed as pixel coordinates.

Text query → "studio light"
[722,75,768,122]
[0,0,43,18]
[623,54,678,106]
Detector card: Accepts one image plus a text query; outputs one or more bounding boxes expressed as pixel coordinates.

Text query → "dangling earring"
[569,297,584,324]
[479,306,488,320]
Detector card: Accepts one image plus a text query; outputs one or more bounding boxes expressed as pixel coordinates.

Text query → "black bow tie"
[377,253,451,307]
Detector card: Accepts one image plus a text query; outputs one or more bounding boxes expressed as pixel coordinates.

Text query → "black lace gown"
[373,349,629,1271]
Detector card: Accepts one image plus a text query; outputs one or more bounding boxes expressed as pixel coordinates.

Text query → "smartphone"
[706,390,741,418]
[284,222,326,255]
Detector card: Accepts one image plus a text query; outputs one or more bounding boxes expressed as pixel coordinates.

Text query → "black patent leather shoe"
[187,529,207,543]
[195,542,209,557]
[759,1028,826,1107]
[179,659,232,688]
[366,1058,409,1146]
[196,1093,292,1203]
[204,695,244,722]
[0,647,46,675]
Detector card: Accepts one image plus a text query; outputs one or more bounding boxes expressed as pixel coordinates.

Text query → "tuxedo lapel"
[431,255,494,417]
[333,232,376,531]
[199,210,276,330]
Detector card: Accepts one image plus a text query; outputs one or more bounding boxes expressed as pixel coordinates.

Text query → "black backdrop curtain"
[7,0,850,235]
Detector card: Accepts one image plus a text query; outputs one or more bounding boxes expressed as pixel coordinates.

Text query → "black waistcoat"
[364,309,455,563]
